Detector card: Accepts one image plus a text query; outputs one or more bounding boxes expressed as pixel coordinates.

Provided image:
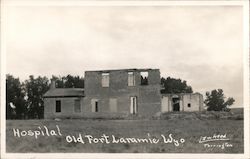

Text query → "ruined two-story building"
[43,69,204,119]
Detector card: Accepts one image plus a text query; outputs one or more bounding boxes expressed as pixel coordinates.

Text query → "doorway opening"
[91,99,99,112]
[172,97,180,111]
[130,96,137,114]
[95,101,98,112]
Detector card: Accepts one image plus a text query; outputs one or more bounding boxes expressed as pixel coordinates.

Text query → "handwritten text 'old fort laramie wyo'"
[12,125,186,146]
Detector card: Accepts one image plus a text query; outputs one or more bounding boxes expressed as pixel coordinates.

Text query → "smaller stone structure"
[161,93,204,112]
[43,81,84,119]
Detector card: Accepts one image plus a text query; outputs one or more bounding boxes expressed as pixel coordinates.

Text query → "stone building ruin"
[43,68,203,119]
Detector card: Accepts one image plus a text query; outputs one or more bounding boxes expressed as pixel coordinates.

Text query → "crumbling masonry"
[43,69,203,119]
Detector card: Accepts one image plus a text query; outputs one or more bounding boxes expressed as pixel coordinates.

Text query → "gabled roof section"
[43,88,84,98]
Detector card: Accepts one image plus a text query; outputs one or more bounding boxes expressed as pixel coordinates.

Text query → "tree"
[64,75,84,88]
[51,75,64,88]
[51,75,84,88]
[204,89,235,111]
[6,74,27,119]
[24,75,50,119]
[161,77,193,94]
[6,74,84,119]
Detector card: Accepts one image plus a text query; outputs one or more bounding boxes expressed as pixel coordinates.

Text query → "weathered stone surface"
[43,68,206,119]
[84,69,161,117]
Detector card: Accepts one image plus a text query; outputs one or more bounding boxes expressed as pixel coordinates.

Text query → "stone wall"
[44,97,84,119]
[84,69,161,116]
[44,69,203,119]
[161,93,204,112]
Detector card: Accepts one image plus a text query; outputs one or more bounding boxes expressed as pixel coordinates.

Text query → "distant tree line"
[6,74,235,119]
[160,77,235,111]
[51,75,84,88]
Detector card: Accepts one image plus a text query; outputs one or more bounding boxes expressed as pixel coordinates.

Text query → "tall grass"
[6,119,243,153]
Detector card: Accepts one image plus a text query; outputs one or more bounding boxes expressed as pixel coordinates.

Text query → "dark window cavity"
[95,101,98,112]
[140,71,148,85]
[55,100,61,112]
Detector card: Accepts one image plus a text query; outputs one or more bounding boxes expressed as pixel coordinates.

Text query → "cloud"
[5,6,243,106]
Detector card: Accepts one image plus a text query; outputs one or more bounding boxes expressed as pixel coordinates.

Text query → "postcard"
[1,0,249,159]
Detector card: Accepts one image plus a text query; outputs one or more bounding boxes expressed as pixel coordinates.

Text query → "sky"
[5,5,244,107]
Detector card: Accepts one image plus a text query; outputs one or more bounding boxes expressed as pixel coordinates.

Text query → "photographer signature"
[199,134,233,149]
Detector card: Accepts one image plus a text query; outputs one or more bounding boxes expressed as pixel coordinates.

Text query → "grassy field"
[6,118,243,153]
[230,108,244,114]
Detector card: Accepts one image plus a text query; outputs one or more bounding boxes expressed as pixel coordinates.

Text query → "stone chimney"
[50,80,56,89]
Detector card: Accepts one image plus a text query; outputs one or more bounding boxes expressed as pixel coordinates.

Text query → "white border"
[2,0,248,6]
[1,0,249,159]
[243,0,250,158]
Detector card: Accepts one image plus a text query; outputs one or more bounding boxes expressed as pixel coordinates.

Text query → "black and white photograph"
[1,0,249,158]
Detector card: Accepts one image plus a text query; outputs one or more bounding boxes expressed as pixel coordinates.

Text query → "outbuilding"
[43,81,84,119]
[161,93,204,112]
